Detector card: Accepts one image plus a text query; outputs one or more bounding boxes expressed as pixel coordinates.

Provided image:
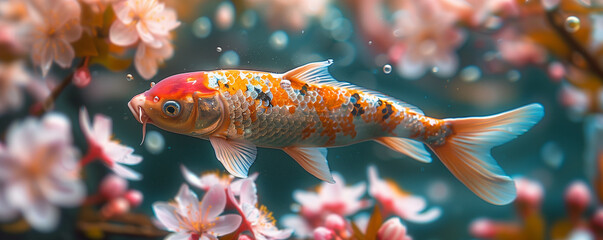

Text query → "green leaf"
[365,205,383,240]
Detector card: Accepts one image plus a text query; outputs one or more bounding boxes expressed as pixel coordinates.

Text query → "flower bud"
[565,181,591,217]
[100,174,128,199]
[73,66,91,88]
[515,177,543,208]
[313,226,335,240]
[101,198,130,218]
[378,217,410,240]
[325,214,346,231]
[124,190,143,207]
[469,218,497,239]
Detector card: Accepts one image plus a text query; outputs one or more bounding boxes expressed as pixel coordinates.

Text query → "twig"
[32,57,89,116]
[544,10,603,83]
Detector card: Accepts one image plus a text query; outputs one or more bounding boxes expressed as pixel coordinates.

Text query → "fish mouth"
[128,96,153,145]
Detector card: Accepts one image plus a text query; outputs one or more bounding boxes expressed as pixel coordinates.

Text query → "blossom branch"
[32,57,89,116]
[544,10,603,82]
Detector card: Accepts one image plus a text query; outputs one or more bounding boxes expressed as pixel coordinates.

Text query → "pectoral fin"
[283,147,335,183]
[375,137,432,163]
[209,137,257,178]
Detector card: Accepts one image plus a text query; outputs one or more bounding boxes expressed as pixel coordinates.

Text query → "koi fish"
[128,60,544,205]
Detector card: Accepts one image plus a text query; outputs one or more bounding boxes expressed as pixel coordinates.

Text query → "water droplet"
[153,96,159,102]
[192,16,212,38]
[215,1,234,30]
[126,74,133,81]
[459,65,481,82]
[565,16,581,33]
[383,64,392,74]
[368,40,373,45]
[216,47,222,52]
[541,141,564,169]
[219,50,240,67]
[269,30,288,50]
[145,131,165,155]
[507,70,521,82]
[150,82,155,87]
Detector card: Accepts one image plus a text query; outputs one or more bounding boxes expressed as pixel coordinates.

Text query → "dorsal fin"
[283,60,424,114]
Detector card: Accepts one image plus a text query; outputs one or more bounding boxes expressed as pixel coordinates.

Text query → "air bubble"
[216,47,222,52]
[565,16,581,33]
[126,74,134,81]
[269,30,288,50]
[192,16,211,38]
[383,64,392,74]
[144,131,165,155]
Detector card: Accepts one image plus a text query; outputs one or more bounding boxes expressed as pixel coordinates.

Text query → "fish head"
[128,72,225,142]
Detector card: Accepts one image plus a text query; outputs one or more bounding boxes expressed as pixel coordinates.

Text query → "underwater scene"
[1,0,603,239]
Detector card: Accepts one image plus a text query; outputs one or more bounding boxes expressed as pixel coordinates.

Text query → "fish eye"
[162,101,181,117]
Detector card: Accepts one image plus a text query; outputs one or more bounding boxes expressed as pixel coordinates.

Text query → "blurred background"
[0,0,600,239]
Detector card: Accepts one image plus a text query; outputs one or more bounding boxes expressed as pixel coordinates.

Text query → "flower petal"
[134,43,159,80]
[153,202,181,231]
[281,214,312,238]
[92,114,112,141]
[175,184,199,221]
[60,20,83,43]
[104,142,142,165]
[23,199,59,232]
[40,176,85,207]
[200,185,226,220]
[79,107,94,139]
[166,232,192,240]
[0,187,18,221]
[239,179,257,206]
[112,1,134,24]
[109,21,139,46]
[208,214,242,236]
[110,163,142,180]
[180,165,205,189]
[136,22,161,47]
[52,39,75,69]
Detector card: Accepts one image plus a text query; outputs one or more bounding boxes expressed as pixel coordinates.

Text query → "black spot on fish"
[254,87,273,107]
[351,103,365,116]
[377,99,383,106]
[224,83,229,88]
[382,103,394,120]
[300,84,309,96]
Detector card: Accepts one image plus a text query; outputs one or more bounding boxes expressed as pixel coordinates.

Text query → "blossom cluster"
[281,165,439,239]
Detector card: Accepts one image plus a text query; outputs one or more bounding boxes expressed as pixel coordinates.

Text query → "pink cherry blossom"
[313,226,335,240]
[0,114,85,232]
[153,184,242,240]
[79,107,143,180]
[0,62,30,115]
[442,0,519,26]
[181,164,257,195]
[378,217,412,240]
[293,173,370,220]
[134,40,174,80]
[238,179,293,240]
[368,166,441,223]
[110,0,179,48]
[391,0,465,79]
[27,0,82,76]
[245,0,330,31]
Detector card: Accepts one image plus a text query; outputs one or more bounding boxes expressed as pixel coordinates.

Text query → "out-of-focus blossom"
[0,62,30,115]
[110,0,180,48]
[391,0,465,79]
[79,107,143,180]
[368,166,441,223]
[565,181,592,219]
[0,114,84,232]
[548,61,566,81]
[27,0,82,76]
[153,184,242,240]
[134,40,173,80]
[245,0,330,31]
[514,177,544,211]
[442,0,519,26]
[281,213,313,238]
[313,226,335,240]
[324,214,346,232]
[378,217,412,240]
[496,28,547,67]
[180,164,257,195]
[238,179,293,240]
[0,21,25,60]
[559,83,590,118]
[0,0,29,21]
[98,174,144,218]
[294,173,370,219]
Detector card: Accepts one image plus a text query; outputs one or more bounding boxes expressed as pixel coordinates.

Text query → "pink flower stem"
[225,188,255,239]
[31,57,90,116]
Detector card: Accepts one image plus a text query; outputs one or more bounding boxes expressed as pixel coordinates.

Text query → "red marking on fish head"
[128,72,219,136]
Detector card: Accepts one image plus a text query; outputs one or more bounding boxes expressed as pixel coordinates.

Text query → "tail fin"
[428,104,544,205]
